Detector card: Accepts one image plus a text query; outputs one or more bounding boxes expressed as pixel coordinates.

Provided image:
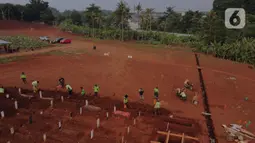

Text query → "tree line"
[1,0,255,65]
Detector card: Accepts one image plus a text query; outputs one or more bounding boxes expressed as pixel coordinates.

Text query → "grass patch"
[0,35,49,50]
[0,56,24,64]
[43,49,87,56]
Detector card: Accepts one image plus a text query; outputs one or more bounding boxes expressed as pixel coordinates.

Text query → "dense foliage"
[1,0,255,65]
[0,36,49,49]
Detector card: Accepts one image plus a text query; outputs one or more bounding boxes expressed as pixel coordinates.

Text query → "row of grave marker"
[1,88,146,142]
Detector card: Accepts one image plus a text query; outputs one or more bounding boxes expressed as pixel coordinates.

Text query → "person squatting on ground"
[153,87,159,104]
[192,92,198,105]
[80,87,86,96]
[66,84,73,98]
[59,77,65,88]
[93,84,100,96]
[184,79,193,90]
[176,88,187,101]
[123,94,129,108]
[32,80,39,93]
[138,88,144,100]
[0,86,4,93]
[20,72,27,84]
[154,98,161,115]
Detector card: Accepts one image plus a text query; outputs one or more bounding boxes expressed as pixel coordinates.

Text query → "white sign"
[225,8,246,29]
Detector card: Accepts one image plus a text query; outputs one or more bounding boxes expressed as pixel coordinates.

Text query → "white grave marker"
[58,121,62,129]
[14,101,18,109]
[80,107,82,115]
[114,106,116,112]
[96,118,100,128]
[43,133,46,142]
[10,127,14,135]
[50,100,53,107]
[39,91,42,98]
[90,129,94,139]
[1,111,4,119]
[18,88,21,94]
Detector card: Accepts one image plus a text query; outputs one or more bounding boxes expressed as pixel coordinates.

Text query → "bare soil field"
[0,20,255,143]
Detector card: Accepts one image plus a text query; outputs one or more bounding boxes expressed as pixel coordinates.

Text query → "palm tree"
[134,3,142,30]
[144,8,154,31]
[84,3,102,37]
[114,0,131,41]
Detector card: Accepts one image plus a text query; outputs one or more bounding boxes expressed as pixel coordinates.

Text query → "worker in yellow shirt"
[80,87,85,96]
[66,84,73,98]
[123,94,128,108]
[154,98,160,115]
[153,87,159,104]
[32,80,39,93]
[93,84,100,96]
[0,86,4,94]
[20,72,27,84]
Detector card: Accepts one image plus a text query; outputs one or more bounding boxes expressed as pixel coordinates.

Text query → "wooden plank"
[157,131,199,141]
[150,141,161,143]
[165,131,170,143]
[181,133,185,143]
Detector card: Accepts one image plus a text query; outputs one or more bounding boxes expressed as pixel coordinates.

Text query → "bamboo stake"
[165,130,170,143]
[181,133,185,143]
[157,131,199,141]
[150,141,161,143]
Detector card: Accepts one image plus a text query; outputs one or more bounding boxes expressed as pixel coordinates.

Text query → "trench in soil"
[0,87,202,143]
[195,53,217,143]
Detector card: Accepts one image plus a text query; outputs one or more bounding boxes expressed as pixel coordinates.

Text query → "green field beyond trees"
[1,0,255,65]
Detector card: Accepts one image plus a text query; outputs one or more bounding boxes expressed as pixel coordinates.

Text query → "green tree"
[113,0,131,41]
[23,0,49,21]
[84,3,102,28]
[70,10,82,25]
[157,7,181,32]
[200,11,226,45]
[134,3,142,30]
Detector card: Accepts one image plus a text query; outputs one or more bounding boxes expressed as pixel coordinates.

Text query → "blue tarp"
[0,39,11,45]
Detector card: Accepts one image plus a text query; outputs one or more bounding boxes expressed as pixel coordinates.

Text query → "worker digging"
[176,88,187,101]
[58,77,65,88]
[153,86,159,104]
[66,84,73,98]
[0,86,4,94]
[93,84,100,97]
[138,88,144,100]
[184,79,193,90]
[154,98,160,115]
[123,94,129,109]
[32,80,39,93]
[80,87,86,96]
[20,72,27,84]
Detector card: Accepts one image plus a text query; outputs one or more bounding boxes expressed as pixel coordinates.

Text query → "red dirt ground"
[0,20,255,143]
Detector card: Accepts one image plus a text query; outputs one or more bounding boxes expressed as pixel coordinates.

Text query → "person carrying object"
[32,80,39,93]
[66,84,73,97]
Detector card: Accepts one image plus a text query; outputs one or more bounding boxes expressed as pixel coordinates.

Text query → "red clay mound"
[0,20,55,30]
